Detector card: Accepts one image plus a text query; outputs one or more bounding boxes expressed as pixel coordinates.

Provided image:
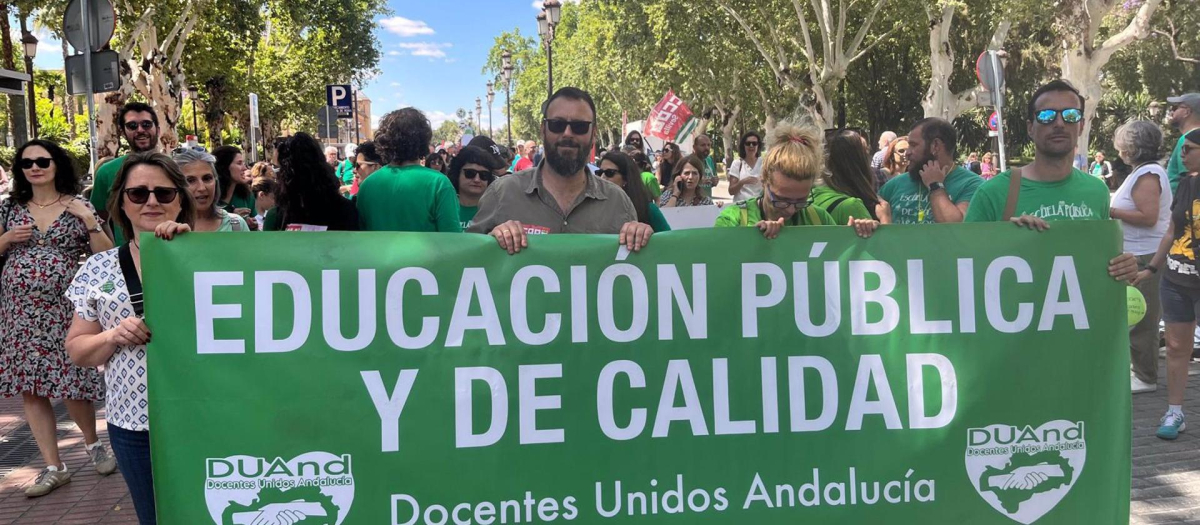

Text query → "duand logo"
[964,420,1087,524]
[204,451,355,525]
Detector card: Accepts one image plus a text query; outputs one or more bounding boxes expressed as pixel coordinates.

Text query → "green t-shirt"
[964,168,1110,222]
[90,154,127,245]
[336,159,355,185]
[811,185,871,225]
[356,164,462,232]
[641,172,662,201]
[714,197,837,227]
[222,193,257,215]
[460,204,479,230]
[878,166,982,224]
[647,203,671,232]
[1167,132,1196,193]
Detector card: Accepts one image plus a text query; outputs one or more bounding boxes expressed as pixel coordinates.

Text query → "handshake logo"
[964,420,1086,524]
[204,452,355,525]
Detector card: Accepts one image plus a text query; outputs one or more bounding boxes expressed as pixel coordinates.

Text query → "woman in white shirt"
[727,131,764,202]
[66,152,198,524]
[1110,120,1169,394]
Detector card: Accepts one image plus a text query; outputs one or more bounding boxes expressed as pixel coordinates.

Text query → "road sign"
[976,51,1005,92]
[63,0,115,53]
[65,50,120,95]
[987,111,999,131]
[317,106,339,139]
[326,84,353,118]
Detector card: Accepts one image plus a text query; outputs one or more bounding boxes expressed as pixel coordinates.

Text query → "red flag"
[645,90,697,143]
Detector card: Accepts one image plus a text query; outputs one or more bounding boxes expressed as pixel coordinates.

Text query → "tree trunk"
[0,3,24,146]
[720,105,740,167]
[62,39,77,140]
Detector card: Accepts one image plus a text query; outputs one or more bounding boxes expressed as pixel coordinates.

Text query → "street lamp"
[21,28,38,139]
[486,81,495,137]
[502,51,514,147]
[476,97,482,133]
[537,0,562,99]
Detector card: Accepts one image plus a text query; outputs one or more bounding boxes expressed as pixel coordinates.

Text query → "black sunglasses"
[19,157,52,169]
[123,120,156,131]
[461,169,496,182]
[123,186,180,205]
[595,168,621,178]
[543,119,593,135]
[744,141,760,147]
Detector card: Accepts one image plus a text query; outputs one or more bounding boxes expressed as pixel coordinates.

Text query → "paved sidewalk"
[0,362,1198,523]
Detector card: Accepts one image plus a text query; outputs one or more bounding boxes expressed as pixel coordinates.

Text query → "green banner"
[143,222,1130,525]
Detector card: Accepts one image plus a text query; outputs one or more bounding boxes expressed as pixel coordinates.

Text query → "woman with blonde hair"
[716,120,878,239]
[881,135,909,178]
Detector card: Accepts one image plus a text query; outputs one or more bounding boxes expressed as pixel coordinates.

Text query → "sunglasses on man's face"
[123,120,156,131]
[543,119,593,135]
[19,157,52,170]
[123,186,180,205]
[461,169,496,182]
[1034,108,1084,125]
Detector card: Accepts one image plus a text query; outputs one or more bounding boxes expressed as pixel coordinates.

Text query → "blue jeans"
[108,424,156,524]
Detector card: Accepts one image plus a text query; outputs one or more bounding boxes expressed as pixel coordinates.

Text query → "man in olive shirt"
[1166,93,1200,192]
[89,102,162,245]
[469,87,653,254]
[357,108,461,232]
[877,117,981,224]
[964,80,1138,281]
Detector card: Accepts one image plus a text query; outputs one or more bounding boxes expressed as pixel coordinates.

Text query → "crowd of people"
[0,80,1197,524]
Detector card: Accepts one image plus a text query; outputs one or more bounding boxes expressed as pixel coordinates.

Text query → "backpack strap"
[825,196,849,214]
[1002,167,1023,221]
[805,205,821,225]
[118,243,144,317]
[739,206,749,227]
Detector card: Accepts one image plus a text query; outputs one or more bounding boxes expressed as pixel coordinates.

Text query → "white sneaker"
[1131,375,1157,393]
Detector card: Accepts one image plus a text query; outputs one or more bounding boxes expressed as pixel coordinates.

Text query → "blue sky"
[21,0,564,133]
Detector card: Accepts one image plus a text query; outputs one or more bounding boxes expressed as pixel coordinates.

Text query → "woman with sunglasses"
[173,148,250,232]
[727,131,764,202]
[659,155,715,209]
[598,151,671,232]
[66,152,197,524]
[0,140,117,499]
[715,121,879,240]
[448,146,501,230]
[881,136,909,179]
[657,142,681,189]
[1133,129,1200,441]
[426,152,447,174]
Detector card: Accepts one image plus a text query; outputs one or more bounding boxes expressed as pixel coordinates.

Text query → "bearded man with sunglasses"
[89,102,161,245]
[965,80,1139,282]
[469,87,652,255]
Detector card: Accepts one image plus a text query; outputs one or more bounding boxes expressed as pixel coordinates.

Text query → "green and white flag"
[143,222,1130,524]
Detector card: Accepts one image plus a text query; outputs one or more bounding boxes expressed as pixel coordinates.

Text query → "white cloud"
[387,50,402,56]
[379,16,435,37]
[389,82,401,87]
[424,110,454,129]
[396,42,452,59]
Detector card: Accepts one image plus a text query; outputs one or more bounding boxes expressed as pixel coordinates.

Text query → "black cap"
[466,135,505,169]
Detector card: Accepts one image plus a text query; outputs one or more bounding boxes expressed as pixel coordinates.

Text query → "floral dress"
[0,199,104,400]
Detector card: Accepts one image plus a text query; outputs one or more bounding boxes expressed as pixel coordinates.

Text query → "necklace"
[29,194,63,209]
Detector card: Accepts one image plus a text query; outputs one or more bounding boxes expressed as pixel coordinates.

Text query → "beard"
[907,150,930,182]
[128,132,157,153]
[545,137,590,176]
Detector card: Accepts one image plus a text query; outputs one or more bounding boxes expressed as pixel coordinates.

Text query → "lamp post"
[538,0,562,99]
[21,27,38,139]
[476,97,482,133]
[502,51,513,147]
[486,81,495,137]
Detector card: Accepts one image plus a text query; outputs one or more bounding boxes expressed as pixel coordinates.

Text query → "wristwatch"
[928,181,946,194]
[88,219,105,234]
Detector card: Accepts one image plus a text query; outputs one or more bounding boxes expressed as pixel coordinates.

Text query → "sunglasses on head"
[123,120,156,131]
[595,168,620,178]
[461,169,495,182]
[543,119,593,135]
[19,157,52,169]
[1034,108,1083,125]
[123,186,180,205]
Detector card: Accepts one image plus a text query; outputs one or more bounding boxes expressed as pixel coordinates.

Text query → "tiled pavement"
[0,364,1197,524]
